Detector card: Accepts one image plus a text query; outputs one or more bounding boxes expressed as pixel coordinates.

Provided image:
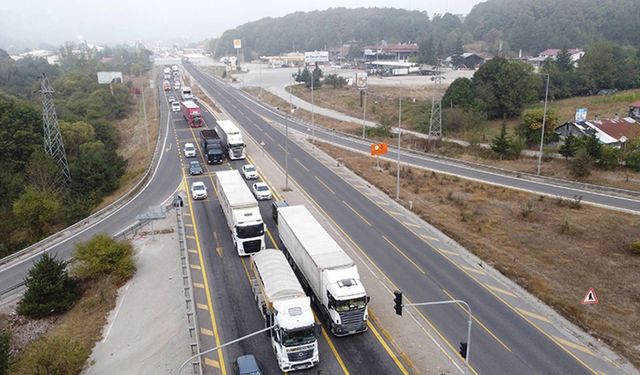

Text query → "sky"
[1,0,484,48]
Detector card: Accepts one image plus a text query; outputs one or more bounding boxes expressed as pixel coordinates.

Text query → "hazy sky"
[1,0,483,47]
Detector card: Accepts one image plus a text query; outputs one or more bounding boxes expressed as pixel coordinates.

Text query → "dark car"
[271,200,288,223]
[188,160,203,175]
[234,355,262,375]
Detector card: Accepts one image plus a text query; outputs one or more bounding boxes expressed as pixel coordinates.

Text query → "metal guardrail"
[0,79,166,268]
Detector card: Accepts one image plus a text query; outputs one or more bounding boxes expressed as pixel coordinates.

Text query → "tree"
[583,132,602,160]
[570,148,593,178]
[418,36,436,65]
[0,329,9,375]
[559,134,578,159]
[556,48,573,72]
[442,78,475,109]
[60,121,96,159]
[578,42,617,91]
[17,253,78,318]
[453,37,464,55]
[73,233,136,283]
[518,108,558,146]
[624,149,640,171]
[598,145,620,170]
[491,121,513,159]
[12,186,62,242]
[26,150,61,195]
[325,74,347,89]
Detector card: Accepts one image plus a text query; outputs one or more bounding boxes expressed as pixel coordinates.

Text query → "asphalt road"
[0,78,183,297]
[171,88,404,375]
[186,62,624,375]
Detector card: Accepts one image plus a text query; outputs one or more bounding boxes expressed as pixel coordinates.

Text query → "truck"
[277,205,370,336]
[215,170,265,256]
[180,101,203,128]
[250,249,320,372]
[215,120,246,160]
[199,129,224,164]
[163,67,171,80]
[181,86,193,101]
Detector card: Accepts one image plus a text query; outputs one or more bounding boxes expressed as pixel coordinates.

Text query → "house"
[444,53,485,69]
[528,48,584,72]
[555,117,640,148]
[629,101,640,120]
[361,41,419,62]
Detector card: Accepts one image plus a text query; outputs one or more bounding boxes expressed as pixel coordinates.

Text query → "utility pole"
[428,62,443,142]
[285,75,293,191]
[39,73,71,185]
[537,73,550,176]
[141,82,149,152]
[362,88,367,138]
[396,84,403,201]
[311,65,315,140]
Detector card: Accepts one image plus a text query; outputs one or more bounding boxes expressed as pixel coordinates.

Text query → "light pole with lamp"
[390,80,403,201]
[537,73,550,175]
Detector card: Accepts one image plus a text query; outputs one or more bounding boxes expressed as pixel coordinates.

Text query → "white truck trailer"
[215,120,246,160]
[251,249,319,372]
[215,170,265,255]
[277,205,369,336]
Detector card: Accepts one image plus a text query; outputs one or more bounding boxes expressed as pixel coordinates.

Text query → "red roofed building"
[593,117,640,142]
[361,41,419,61]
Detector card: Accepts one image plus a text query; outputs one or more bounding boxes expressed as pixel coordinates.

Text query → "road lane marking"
[381,235,426,275]
[190,264,201,270]
[204,357,220,368]
[437,248,458,257]
[188,249,197,254]
[553,336,594,356]
[314,175,336,194]
[368,317,409,375]
[184,223,193,227]
[343,201,372,226]
[216,247,223,257]
[193,283,205,289]
[421,234,440,242]
[200,328,214,336]
[487,285,517,298]
[294,157,310,172]
[197,303,209,311]
[516,308,551,323]
[403,221,420,228]
[186,235,195,239]
[461,265,486,276]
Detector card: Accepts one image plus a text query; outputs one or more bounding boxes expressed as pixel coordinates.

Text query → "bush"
[630,242,640,255]
[598,145,620,170]
[624,150,640,171]
[72,234,135,282]
[0,330,9,375]
[17,254,78,319]
[11,334,88,375]
[570,149,593,178]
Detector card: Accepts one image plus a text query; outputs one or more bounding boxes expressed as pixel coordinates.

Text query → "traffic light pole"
[396,295,472,375]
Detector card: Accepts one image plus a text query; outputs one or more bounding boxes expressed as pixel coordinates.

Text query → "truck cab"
[324,268,369,335]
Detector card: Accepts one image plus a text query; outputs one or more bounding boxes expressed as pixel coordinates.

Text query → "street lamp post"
[285,75,293,191]
[362,87,367,138]
[311,67,315,140]
[537,73,550,175]
[395,83,403,201]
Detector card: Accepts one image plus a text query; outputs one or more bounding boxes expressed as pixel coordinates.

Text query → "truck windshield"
[230,142,245,149]
[193,115,202,126]
[282,326,315,346]
[335,297,367,312]
[236,223,264,238]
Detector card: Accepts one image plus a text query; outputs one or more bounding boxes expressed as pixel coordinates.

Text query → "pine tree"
[559,134,578,159]
[584,132,602,160]
[571,148,593,177]
[17,253,78,318]
[491,120,513,159]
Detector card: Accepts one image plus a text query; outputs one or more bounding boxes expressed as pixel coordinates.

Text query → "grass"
[315,140,640,368]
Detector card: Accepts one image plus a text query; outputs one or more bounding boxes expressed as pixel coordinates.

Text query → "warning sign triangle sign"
[581,288,598,305]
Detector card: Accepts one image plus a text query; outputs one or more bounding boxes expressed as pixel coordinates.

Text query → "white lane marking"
[102,282,131,343]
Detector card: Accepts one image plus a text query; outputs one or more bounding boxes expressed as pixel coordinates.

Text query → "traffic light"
[459,342,468,359]
[393,290,403,316]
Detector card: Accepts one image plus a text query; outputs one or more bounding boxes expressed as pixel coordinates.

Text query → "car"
[233,355,262,375]
[168,94,176,102]
[171,101,180,112]
[241,164,258,180]
[190,181,208,200]
[188,160,203,175]
[252,182,271,200]
[183,142,196,158]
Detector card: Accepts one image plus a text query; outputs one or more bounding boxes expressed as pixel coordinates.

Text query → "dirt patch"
[315,140,640,367]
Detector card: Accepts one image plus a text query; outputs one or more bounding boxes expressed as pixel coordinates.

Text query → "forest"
[0,44,152,257]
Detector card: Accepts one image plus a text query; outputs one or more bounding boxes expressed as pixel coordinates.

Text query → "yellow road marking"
[204,357,220,368]
[442,289,512,353]
[368,318,409,375]
[190,264,201,270]
[314,175,335,194]
[487,285,517,298]
[200,328,214,336]
[438,248,458,257]
[382,235,426,274]
[317,312,351,375]
[197,303,209,311]
[183,175,228,375]
[553,336,594,356]
[516,308,551,323]
[461,265,486,276]
[266,228,279,250]
[343,201,372,226]
[193,283,205,289]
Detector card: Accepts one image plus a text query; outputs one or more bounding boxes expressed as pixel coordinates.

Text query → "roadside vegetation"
[314,141,640,367]
[5,234,135,374]
[0,44,153,257]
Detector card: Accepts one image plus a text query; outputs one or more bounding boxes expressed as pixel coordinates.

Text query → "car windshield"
[282,326,315,346]
[256,185,269,192]
[335,297,367,312]
[236,223,264,238]
[193,184,205,191]
[185,146,194,151]
[245,166,256,172]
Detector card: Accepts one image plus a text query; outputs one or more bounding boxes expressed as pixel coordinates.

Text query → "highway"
[185,62,625,375]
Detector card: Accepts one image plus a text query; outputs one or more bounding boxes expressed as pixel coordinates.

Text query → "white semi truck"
[215,120,246,160]
[277,205,370,336]
[215,170,265,255]
[251,249,320,372]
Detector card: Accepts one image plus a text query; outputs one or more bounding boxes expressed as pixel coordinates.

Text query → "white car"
[190,181,208,200]
[184,142,196,158]
[252,182,272,200]
[241,164,259,180]
[171,101,180,112]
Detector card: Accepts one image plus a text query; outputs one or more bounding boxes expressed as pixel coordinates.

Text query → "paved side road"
[84,211,192,375]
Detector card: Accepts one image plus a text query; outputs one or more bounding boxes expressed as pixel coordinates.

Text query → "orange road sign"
[370,143,388,156]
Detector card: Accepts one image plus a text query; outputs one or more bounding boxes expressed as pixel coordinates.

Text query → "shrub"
[570,149,593,177]
[598,145,620,170]
[630,242,640,255]
[0,330,9,375]
[72,234,135,282]
[17,254,78,319]
[624,150,640,171]
[11,334,88,375]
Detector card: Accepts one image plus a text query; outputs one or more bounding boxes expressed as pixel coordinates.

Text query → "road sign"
[97,71,123,84]
[575,108,587,122]
[581,288,598,305]
[370,143,388,156]
[304,51,329,63]
[233,39,242,49]
[356,72,368,90]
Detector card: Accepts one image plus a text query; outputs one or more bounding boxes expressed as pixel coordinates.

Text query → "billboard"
[356,73,368,90]
[233,39,242,49]
[97,71,123,84]
[304,51,329,63]
[575,108,587,122]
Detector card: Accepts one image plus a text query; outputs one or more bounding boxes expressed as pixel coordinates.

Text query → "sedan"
[252,182,272,200]
[188,160,203,175]
[184,142,196,158]
[241,164,258,180]
[168,94,176,102]
[190,181,208,200]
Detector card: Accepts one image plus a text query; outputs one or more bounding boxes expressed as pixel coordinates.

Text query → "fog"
[0,0,482,48]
